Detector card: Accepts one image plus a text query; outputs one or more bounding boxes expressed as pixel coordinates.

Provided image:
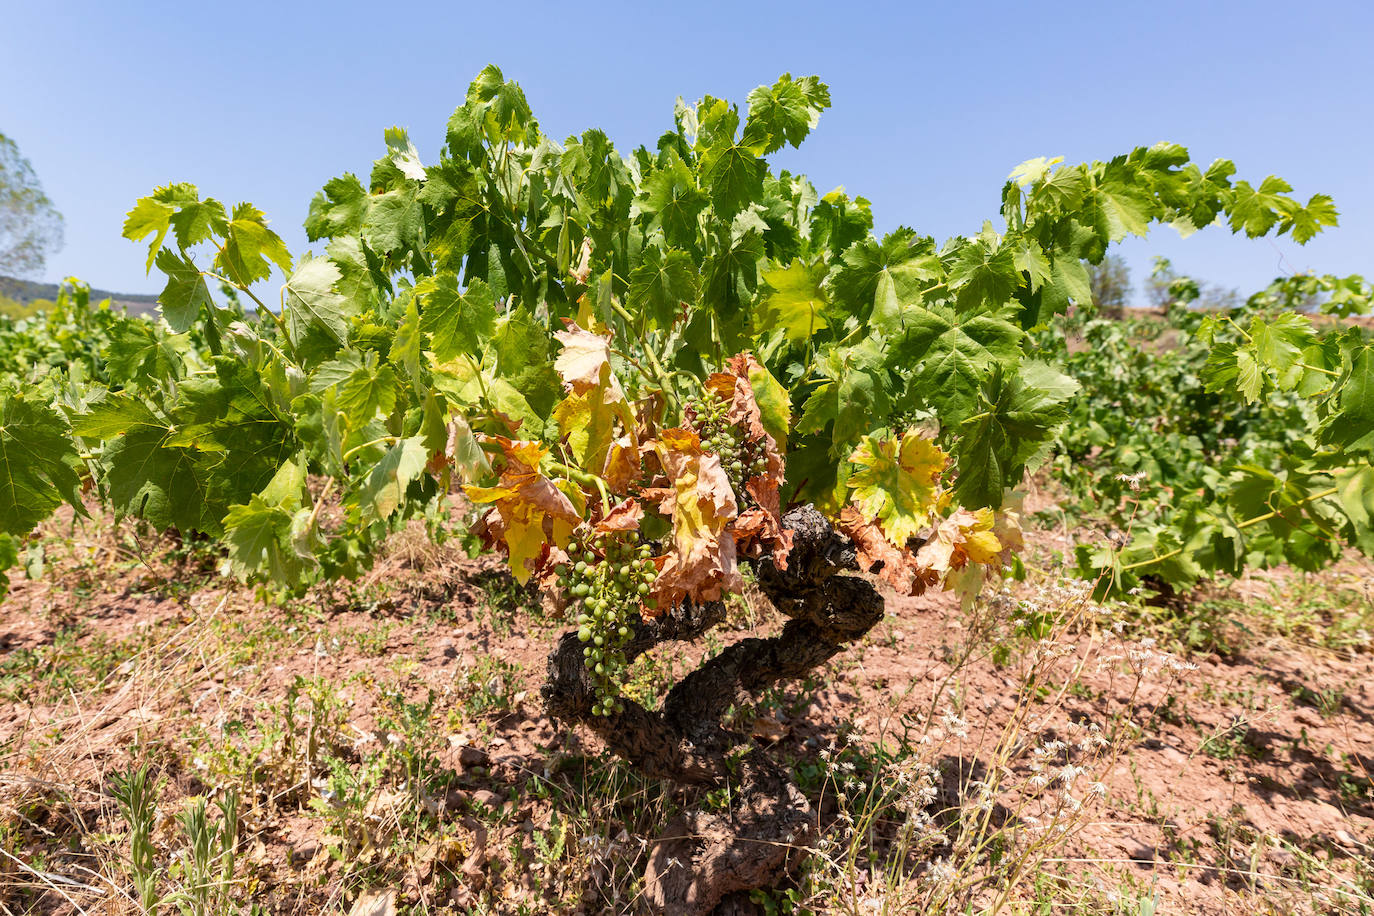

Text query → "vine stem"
[608,298,679,410]
[303,477,336,534]
[545,460,611,514]
[340,435,401,463]
[1119,484,1340,572]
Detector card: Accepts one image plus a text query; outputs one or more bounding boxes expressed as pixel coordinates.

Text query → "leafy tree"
[0,133,64,278]
[1146,256,1240,311]
[1087,253,1131,317]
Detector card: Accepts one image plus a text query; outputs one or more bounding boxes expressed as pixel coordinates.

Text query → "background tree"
[1088,253,1132,317]
[0,132,64,279]
[1147,256,1241,311]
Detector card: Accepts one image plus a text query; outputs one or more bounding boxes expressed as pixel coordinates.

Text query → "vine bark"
[541,505,885,914]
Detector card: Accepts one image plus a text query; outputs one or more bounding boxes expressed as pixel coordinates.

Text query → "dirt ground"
[0,503,1371,915]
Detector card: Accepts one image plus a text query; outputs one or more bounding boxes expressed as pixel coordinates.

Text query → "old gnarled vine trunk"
[542,506,884,914]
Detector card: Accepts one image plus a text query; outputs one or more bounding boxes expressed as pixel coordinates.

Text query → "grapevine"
[0,63,1367,911]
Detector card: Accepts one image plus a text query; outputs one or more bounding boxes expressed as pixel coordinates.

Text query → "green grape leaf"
[123,196,177,272]
[947,236,1020,310]
[152,248,213,333]
[1279,193,1339,244]
[100,422,218,533]
[363,188,424,256]
[418,276,497,362]
[628,248,699,328]
[284,257,352,346]
[305,174,369,241]
[696,104,766,218]
[953,362,1078,508]
[1249,312,1314,388]
[0,389,86,536]
[755,260,828,342]
[891,302,1023,417]
[214,203,292,285]
[1227,176,1294,238]
[1322,344,1374,454]
[355,437,428,522]
[636,152,708,248]
[1009,238,1052,292]
[337,354,400,428]
[104,318,185,387]
[744,73,830,154]
[222,457,315,585]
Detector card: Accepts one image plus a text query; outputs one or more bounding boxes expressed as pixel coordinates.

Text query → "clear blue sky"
[3,0,1370,303]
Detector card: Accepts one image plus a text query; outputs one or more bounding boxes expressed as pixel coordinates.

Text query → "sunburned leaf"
[741,353,790,450]
[553,322,613,394]
[444,414,491,483]
[720,353,791,565]
[835,505,937,596]
[553,389,618,478]
[603,435,644,493]
[650,427,742,607]
[465,437,581,583]
[595,498,644,533]
[916,507,1002,575]
[847,430,947,545]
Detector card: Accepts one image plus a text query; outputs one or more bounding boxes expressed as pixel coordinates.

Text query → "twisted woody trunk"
[542,506,884,914]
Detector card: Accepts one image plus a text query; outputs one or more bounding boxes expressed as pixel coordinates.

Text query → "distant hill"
[0,275,160,317]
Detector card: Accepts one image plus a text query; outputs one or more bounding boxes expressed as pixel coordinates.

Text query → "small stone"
[1269,848,1296,869]
[290,841,321,867]
[470,789,503,810]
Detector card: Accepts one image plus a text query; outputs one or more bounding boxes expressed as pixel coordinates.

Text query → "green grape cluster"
[683,390,768,498]
[556,530,658,716]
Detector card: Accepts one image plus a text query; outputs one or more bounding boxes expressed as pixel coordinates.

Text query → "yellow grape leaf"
[553,390,618,477]
[848,430,947,545]
[650,427,742,608]
[742,353,790,450]
[464,437,581,583]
